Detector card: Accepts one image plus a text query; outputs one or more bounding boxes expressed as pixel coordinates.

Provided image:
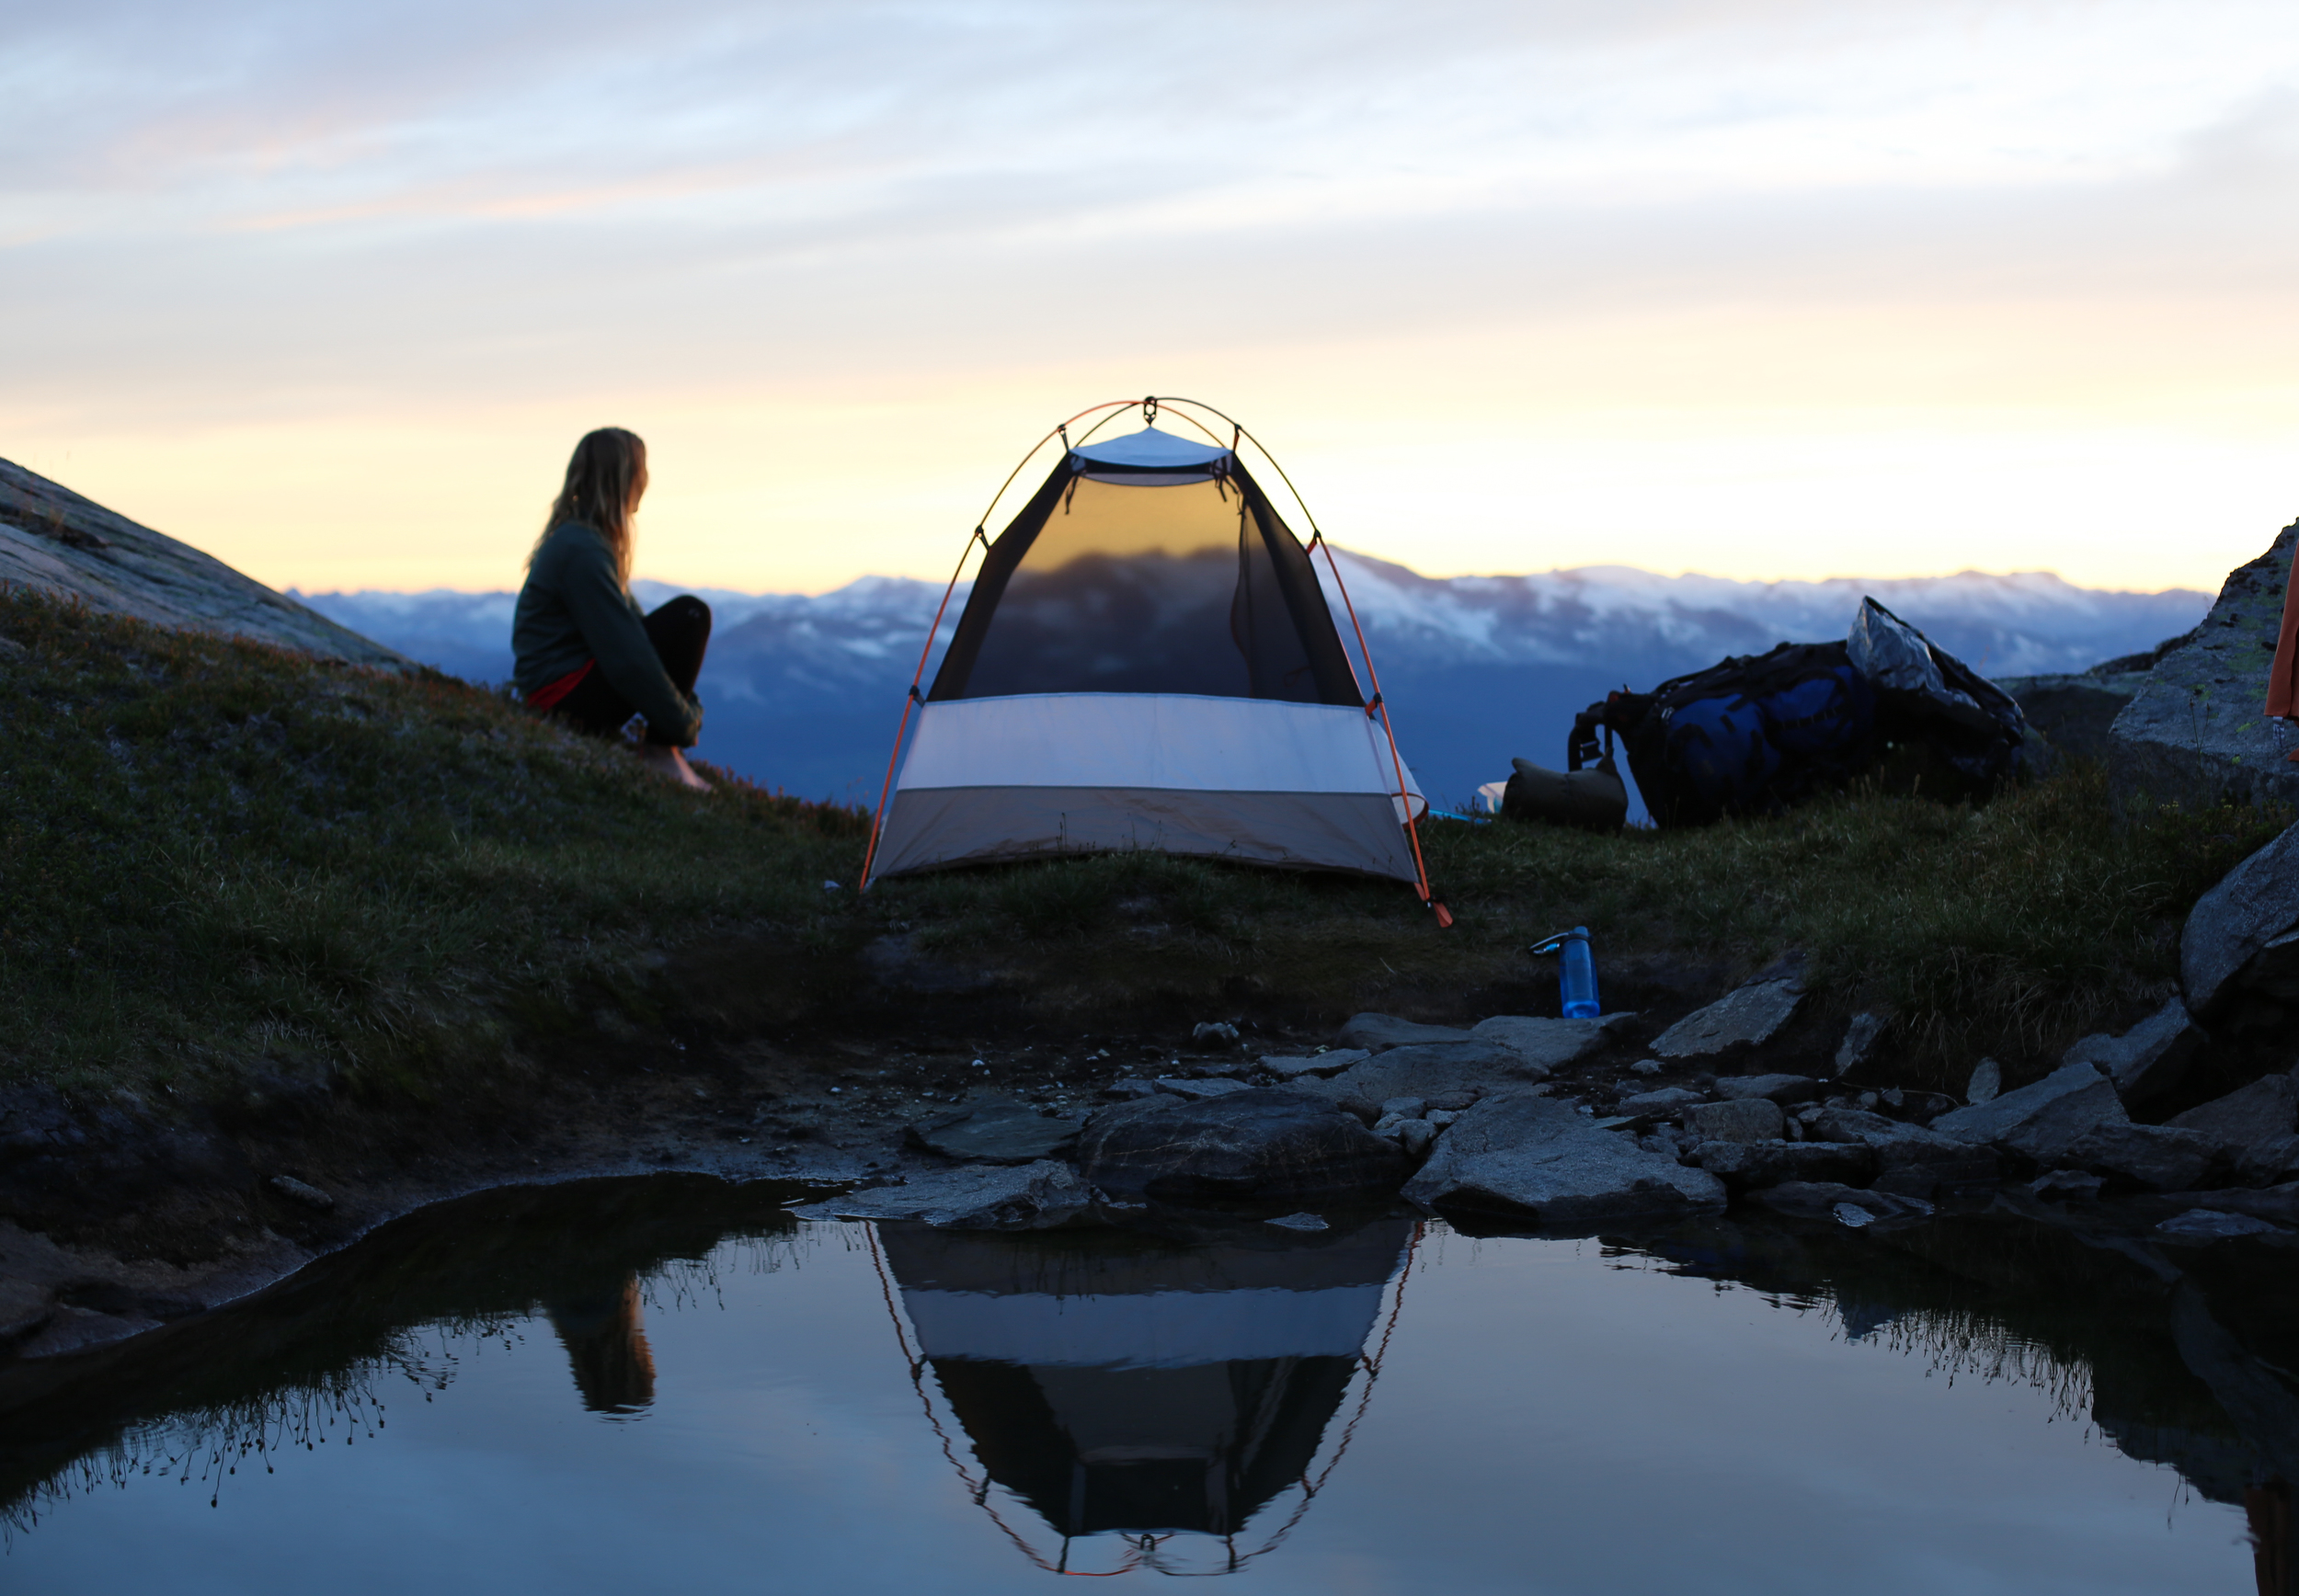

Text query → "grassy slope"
[2,586,2287,1107]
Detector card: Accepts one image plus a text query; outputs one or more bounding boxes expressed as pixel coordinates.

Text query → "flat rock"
[906,1100,1082,1164]
[2168,1073,2299,1183]
[1258,1049,1369,1080]
[1292,1041,1555,1112]
[1078,1089,1410,1206]
[1694,1139,1879,1191]
[1336,1013,1474,1053]
[1468,1013,1635,1076]
[1619,1087,1705,1116]
[1680,1099,1785,1145]
[2063,997,2206,1107]
[1714,1074,1823,1105]
[2109,519,2299,817]
[1652,980,1805,1061]
[2181,820,2299,1021]
[1403,1091,1726,1228]
[2064,1122,2219,1192]
[801,1161,1092,1230]
[1929,1060,2125,1165]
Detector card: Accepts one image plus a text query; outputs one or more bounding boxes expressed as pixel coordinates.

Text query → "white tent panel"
[868,694,1426,883]
[900,1283,1387,1369]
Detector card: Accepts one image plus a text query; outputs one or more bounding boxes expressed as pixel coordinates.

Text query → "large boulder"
[799,1161,1092,1230]
[1077,1089,1409,1206]
[2108,519,2299,815]
[1651,979,1804,1061]
[2061,998,2206,1107]
[1928,1060,2126,1165]
[2181,821,2299,1022]
[1335,1013,1473,1053]
[1402,1091,1726,1228]
[2167,1073,2299,1185]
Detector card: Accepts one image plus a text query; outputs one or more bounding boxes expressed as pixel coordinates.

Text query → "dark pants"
[556,596,711,747]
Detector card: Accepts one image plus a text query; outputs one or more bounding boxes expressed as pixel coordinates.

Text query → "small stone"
[268,1175,336,1212]
[1426,1109,1460,1128]
[1630,1059,1664,1076]
[1379,1097,1430,1121]
[1679,1099,1786,1145]
[1967,1058,2003,1104]
[1193,1021,1241,1046]
[1101,1078,1161,1101]
[1395,1119,1440,1157]
[2157,1207,2287,1241]
[1833,1202,1875,1228]
[1265,1212,1329,1231]
[1835,1011,1888,1076]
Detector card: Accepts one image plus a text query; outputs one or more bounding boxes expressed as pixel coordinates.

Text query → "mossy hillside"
[1,584,2284,1109]
[0,589,864,1100]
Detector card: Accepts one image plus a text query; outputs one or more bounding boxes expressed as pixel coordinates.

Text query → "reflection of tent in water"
[871,1219,1418,1576]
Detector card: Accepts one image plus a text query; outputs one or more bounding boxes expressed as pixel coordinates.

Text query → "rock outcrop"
[2107,519,2299,814]
[1650,979,1804,1061]
[2180,821,2299,1023]
[0,456,402,667]
[797,1161,1093,1230]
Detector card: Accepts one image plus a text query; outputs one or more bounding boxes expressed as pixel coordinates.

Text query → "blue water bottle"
[1534,927,1601,1018]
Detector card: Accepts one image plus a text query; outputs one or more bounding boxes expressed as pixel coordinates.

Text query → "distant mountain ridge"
[298,552,2209,810]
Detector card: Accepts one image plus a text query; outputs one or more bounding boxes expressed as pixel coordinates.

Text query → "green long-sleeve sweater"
[512,523,703,746]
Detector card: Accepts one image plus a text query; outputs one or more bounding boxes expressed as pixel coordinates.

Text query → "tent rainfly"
[862,399,1437,906]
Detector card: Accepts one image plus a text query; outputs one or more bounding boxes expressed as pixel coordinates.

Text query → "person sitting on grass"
[513,427,713,791]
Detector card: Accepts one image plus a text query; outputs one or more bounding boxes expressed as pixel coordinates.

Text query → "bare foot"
[635,743,713,791]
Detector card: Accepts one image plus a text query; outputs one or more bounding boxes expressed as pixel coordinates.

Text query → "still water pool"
[2,1178,2285,1593]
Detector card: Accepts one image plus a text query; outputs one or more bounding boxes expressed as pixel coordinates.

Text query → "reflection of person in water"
[545,1276,658,1415]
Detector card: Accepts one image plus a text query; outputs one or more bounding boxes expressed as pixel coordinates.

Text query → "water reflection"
[546,1277,658,1416]
[0,1180,2292,1593]
[874,1220,1414,1574]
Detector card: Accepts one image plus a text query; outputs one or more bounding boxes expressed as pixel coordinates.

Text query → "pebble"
[1630,1059,1664,1076]
[1266,1213,1329,1231]
[269,1174,336,1212]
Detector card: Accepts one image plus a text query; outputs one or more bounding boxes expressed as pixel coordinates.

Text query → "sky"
[6,0,2299,597]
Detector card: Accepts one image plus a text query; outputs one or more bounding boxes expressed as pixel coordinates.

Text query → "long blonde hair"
[532,428,646,583]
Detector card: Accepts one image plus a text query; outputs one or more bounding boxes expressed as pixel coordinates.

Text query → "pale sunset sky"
[6,0,2298,596]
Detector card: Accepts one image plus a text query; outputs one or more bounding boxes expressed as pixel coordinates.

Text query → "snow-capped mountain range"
[299,551,2206,810]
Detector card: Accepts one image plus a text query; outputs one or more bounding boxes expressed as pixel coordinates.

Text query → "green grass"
[0,589,865,1099]
[3,585,2286,1106]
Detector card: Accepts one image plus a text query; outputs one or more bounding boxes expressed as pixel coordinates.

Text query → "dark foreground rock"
[2181,820,2299,1023]
[905,1100,1081,1164]
[1335,1013,1474,1052]
[1295,1041,1561,1112]
[1806,1108,2000,1195]
[1403,1091,1726,1227]
[2168,1074,2299,1185]
[1930,1060,2124,1165]
[1695,1140,1879,1191]
[1077,1089,1410,1206]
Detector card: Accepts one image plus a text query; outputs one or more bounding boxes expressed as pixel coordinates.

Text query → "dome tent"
[862,398,1437,907]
